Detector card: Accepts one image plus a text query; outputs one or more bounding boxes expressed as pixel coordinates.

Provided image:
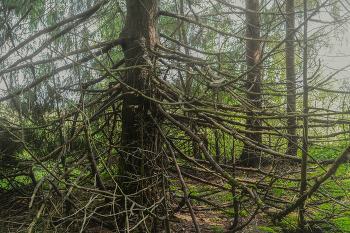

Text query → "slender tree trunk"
[299,0,308,230]
[240,0,262,167]
[286,0,298,156]
[193,131,201,159]
[117,0,159,196]
[179,0,193,95]
[215,130,220,163]
[231,138,239,229]
[201,131,209,159]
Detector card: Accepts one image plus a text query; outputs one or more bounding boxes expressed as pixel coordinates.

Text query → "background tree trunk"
[240,0,262,167]
[299,0,308,230]
[215,130,220,163]
[286,0,298,156]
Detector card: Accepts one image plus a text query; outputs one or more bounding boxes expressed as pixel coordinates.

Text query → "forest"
[0,0,350,232]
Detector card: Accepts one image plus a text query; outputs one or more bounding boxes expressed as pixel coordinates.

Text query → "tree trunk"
[299,0,308,230]
[240,0,262,167]
[117,0,159,196]
[215,130,220,163]
[193,132,201,159]
[286,0,298,156]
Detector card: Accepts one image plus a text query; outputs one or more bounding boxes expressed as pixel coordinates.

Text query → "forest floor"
[169,207,271,233]
[0,165,302,233]
[166,168,282,233]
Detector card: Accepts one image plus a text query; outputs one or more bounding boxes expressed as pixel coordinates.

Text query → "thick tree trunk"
[285,0,298,156]
[240,0,262,167]
[117,0,159,196]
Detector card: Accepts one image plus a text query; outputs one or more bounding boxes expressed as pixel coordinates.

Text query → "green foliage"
[257,226,282,233]
[211,224,224,232]
[224,209,235,218]
[333,216,350,232]
[273,188,283,198]
[239,210,248,217]
[3,0,32,15]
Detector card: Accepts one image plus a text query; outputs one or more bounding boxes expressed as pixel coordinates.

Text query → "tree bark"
[240,0,262,167]
[299,0,308,230]
[117,0,159,196]
[215,130,220,163]
[285,0,298,156]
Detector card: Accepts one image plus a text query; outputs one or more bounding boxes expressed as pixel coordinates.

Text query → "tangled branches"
[1,0,350,232]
